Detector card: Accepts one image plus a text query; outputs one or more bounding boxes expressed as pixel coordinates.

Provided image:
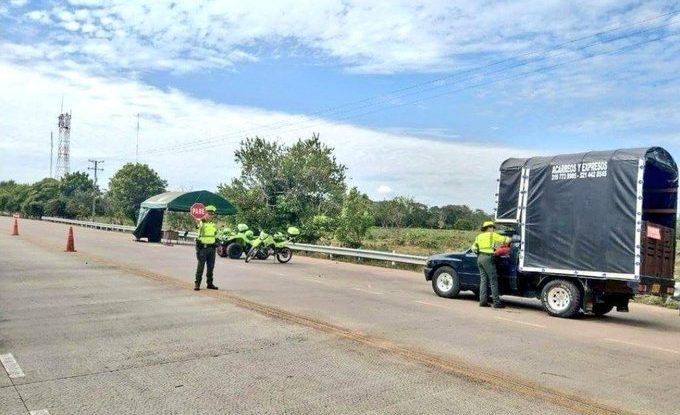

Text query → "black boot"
[194,284,200,291]
[207,284,218,290]
[492,302,506,309]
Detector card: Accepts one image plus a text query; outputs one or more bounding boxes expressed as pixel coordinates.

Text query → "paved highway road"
[2,217,680,415]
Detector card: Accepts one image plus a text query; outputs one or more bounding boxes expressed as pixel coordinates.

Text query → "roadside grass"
[632,295,679,309]
[362,227,476,256]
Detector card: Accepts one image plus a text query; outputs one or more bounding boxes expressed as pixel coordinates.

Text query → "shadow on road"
[447,292,680,331]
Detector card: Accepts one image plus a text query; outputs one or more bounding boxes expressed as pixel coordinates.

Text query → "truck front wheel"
[541,279,582,318]
[431,266,460,298]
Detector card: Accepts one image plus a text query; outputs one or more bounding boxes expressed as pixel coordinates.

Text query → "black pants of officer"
[195,244,216,286]
[478,253,501,305]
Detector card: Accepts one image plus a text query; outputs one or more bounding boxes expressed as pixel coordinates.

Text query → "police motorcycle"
[244,227,300,263]
[216,223,265,259]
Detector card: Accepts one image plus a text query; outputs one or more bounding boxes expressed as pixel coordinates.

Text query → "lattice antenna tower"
[55,99,72,178]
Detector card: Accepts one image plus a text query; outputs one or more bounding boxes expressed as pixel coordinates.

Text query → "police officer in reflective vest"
[195,205,219,291]
[472,221,509,308]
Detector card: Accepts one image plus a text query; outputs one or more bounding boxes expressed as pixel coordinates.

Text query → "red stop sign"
[190,203,206,220]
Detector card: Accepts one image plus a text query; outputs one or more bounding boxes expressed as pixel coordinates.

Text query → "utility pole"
[50,131,53,178]
[136,113,140,163]
[88,159,104,221]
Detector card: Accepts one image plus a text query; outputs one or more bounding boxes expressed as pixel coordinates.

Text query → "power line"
[136,9,680,158]
[111,10,680,159]
[199,32,677,154]
[140,20,680,157]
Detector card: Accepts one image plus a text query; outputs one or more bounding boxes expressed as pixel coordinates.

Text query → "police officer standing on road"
[472,221,510,309]
[195,205,219,291]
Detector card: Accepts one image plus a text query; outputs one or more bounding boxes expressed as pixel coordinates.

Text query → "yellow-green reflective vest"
[197,220,217,245]
[472,231,509,254]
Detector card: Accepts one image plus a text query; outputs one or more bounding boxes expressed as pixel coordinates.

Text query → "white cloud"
[561,107,680,135]
[61,20,81,32]
[377,185,393,195]
[25,10,51,24]
[0,60,536,209]
[2,0,676,75]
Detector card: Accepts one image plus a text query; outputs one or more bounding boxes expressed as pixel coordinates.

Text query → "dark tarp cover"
[495,164,522,221]
[139,190,236,214]
[496,148,677,279]
[133,191,236,242]
[134,208,164,243]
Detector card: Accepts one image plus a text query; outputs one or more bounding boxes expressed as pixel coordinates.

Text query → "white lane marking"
[351,287,383,295]
[415,300,451,309]
[0,353,25,378]
[30,410,50,415]
[604,338,680,355]
[494,317,546,329]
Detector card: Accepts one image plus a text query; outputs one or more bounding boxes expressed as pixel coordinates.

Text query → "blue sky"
[1,0,679,209]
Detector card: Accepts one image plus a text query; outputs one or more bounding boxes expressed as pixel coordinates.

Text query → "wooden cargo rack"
[640,221,675,278]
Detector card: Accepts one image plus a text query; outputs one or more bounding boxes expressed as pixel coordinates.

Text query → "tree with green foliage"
[21,178,60,217]
[335,187,374,248]
[60,172,97,218]
[372,196,416,229]
[108,163,167,223]
[218,134,347,241]
[373,196,492,231]
[0,174,97,219]
[453,218,475,230]
[0,181,29,214]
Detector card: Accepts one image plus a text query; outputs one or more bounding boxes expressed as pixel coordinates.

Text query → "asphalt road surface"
[2,217,680,415]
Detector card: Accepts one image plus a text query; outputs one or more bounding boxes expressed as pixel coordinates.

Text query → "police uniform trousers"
[478,253,501,305]
[195,243,216,286]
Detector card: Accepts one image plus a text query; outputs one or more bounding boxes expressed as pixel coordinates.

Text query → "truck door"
[460,249,481,288]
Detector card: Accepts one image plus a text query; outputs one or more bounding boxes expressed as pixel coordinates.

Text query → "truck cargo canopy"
[495,147,677,280]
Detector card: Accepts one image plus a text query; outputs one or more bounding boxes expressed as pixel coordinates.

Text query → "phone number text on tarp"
[550,161,608,181]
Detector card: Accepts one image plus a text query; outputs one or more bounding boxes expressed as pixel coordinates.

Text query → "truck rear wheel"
[541,279,582,318]
[592,303,614,316]
[431,266,460,298]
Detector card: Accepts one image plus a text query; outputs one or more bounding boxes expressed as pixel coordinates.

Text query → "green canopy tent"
[133,190,236,242]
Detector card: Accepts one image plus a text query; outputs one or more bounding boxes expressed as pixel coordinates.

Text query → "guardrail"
[42,217,138,233]
[40,217,428,266]
[290,243,427,265]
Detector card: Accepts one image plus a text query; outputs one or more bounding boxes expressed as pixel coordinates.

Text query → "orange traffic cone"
[65,226,76,252]
[11,218,19,236]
